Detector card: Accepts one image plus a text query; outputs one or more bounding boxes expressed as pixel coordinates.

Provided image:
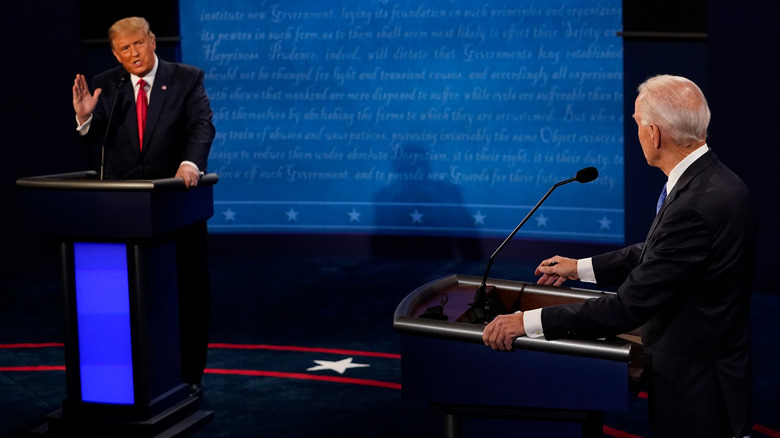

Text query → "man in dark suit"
[72,17,215,394]
[483,75,756,438]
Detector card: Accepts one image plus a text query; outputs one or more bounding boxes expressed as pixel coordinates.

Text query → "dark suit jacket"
[541,150,756,436]
[83,59,215,384]
[87,58,215,180]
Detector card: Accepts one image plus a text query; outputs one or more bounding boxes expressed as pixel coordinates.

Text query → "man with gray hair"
[483,75,756,438]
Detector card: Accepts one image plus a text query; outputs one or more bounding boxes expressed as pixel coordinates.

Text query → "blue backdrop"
[179,0,624,244]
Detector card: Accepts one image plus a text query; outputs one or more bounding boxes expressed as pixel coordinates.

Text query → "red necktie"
[136,79,148,150]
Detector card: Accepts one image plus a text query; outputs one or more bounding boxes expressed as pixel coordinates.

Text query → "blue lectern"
[394,274,645,438]
[17,170,217,437]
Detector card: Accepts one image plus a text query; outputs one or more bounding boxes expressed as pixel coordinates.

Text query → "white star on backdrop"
[472,211,486,225]
[222,208,237,221]
[285,208,299,221]
[410,209,424,223]
[347,208,362,222]
[598,215,612,230]
[535,213,549,228]
[307,357,370,375]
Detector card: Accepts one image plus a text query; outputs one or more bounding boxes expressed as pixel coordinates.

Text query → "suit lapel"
[638,150,718,263]
[142,59,172,152]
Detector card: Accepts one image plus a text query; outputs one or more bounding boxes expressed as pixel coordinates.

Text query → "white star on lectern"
[307,357,370,375]
[472,211,486,225]
[285,208,299,221]
[598,215,612,230]
[410,209,424,223]
[347,208,362,222]
[535,213,549,228]
[222,208,237,221]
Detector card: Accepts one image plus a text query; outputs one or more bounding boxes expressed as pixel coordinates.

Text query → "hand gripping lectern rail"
[393,274,646,438]
[17,170,218,438]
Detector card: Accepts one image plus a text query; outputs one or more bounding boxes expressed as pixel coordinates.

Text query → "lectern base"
[29,396,213,438]
[437,404,602,438]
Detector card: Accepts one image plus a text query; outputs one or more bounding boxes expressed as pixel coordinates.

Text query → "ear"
[649,124,661,149]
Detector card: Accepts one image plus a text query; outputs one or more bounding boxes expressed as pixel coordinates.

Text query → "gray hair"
[637,75,710,147]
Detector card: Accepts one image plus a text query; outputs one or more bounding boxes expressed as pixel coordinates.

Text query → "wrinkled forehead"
[111,30,151,50]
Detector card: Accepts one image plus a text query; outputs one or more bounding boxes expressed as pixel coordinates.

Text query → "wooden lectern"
[394,274,645,438]
[17,170,217,438]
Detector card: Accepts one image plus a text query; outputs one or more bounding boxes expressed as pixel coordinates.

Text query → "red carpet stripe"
[754,423,780,438]
[205,367,402,390]
[209,342,401,359]
[0,366,65,372]
[603,425,643,438]
[0,343,64,348]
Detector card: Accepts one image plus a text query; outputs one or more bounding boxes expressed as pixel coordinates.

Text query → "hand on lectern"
[176,164,202,189]
[482,312,525,351]
[535,256,579,287]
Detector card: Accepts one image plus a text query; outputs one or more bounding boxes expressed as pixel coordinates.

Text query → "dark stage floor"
[1,251,779,437]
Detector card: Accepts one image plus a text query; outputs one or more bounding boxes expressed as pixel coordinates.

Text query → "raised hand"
[72,74,101,125]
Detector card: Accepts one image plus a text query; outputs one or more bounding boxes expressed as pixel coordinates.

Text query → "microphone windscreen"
[575,167,599,183]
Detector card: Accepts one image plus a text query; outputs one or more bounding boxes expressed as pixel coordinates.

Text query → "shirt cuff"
[522,308,545,339]
[180,161,200,173]
[577,257,596,283]
[76,114,92,135]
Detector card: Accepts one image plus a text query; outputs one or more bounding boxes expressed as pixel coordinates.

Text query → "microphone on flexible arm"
[468,166,599,324]
[99,74,128,180]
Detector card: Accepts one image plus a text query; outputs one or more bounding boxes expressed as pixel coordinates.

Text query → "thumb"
[93,88,103,100]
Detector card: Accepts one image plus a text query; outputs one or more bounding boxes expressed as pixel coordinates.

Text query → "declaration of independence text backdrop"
[180,0,624,244]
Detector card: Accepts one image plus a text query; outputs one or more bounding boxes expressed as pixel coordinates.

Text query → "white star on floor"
[222,208,237,221]
[347,208,362,222]
[535,213,549,227]
[410,209,424,223]
[472,211,486,225]
[285,208,299,221]
[307,357,370,375]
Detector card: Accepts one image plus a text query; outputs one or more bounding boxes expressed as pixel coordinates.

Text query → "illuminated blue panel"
[180,0,625,244]
[73,242,135,405]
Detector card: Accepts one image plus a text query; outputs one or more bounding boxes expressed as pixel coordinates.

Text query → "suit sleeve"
[541,204,712,340]
[591,242,644,286]
[181,68,215,171]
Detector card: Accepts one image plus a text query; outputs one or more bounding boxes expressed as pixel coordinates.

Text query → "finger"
[483,322,497,346]
[488,317,511,351]
[482,324,492,346]
[504,334,513,350]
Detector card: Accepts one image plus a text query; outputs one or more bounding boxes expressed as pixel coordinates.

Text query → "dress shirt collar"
[130,54,159,93]
[667,144,709,193]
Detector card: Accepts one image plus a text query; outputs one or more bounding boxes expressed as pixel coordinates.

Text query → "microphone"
[99,74,128,180]
[469,166,599,324]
